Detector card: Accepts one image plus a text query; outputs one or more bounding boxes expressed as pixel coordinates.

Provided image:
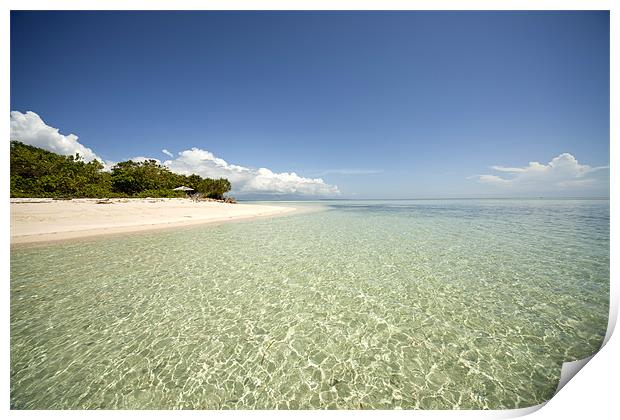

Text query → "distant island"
[10,141,232,200]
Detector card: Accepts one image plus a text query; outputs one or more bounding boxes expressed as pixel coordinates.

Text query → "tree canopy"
[10,141,231,199]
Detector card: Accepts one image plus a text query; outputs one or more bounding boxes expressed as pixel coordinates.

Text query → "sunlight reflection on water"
[10,199,609,409]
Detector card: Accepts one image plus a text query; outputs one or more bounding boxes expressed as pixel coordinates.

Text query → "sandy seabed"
[10,198,296,245]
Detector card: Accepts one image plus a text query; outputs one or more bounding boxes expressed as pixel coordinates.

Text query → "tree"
[10,141,233,199]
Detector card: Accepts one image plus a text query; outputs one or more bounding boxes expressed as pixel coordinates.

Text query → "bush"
[10,141,233,199]
[133,189,186,198]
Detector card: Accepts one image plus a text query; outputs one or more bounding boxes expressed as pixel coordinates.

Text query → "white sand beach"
[10,198,296,244]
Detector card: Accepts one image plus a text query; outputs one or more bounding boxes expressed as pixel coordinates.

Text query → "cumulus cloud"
[164,148,340,196]
[10,110,339,196]
[472,153,609,193]
[10,111,104,163]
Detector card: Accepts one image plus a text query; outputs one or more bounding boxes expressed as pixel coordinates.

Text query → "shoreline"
[11,198,297,246]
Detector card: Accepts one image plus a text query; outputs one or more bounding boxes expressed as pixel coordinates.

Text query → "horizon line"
[237,196,611,201]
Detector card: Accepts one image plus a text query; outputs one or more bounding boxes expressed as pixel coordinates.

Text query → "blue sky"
[10,11,609,198]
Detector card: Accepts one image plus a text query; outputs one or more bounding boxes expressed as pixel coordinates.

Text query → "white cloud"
[10,111,104,163]
[10,111,339,196]
[164,148,340,196]
[477,174,509,184]
[489,166,528,173]
[472,153,609,193]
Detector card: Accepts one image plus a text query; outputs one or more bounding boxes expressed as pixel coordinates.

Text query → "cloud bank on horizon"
[163,148,339,196]
[471,153,609,194]
[10,111,608,197]
[9,111,339,196]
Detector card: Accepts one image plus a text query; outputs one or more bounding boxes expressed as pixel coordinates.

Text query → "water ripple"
[11,199,609,409]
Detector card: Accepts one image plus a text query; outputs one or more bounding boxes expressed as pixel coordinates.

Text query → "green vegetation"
[10,141,232,199]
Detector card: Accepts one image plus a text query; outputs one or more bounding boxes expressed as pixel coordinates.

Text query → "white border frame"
[2,2,617,419]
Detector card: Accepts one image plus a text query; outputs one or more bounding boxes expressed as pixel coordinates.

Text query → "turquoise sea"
[10,199,609,409]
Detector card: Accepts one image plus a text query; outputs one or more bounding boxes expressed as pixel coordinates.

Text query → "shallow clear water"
[11,199,609,409]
